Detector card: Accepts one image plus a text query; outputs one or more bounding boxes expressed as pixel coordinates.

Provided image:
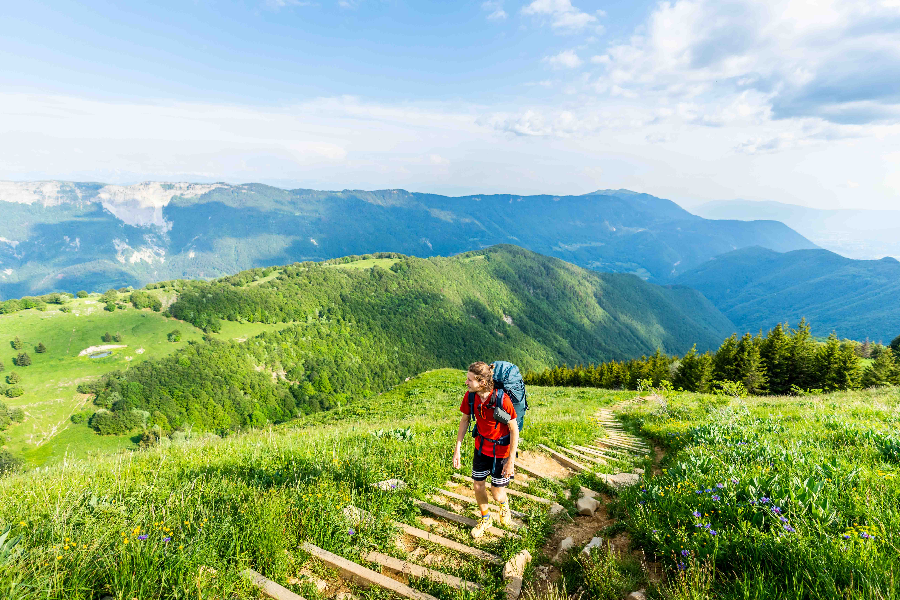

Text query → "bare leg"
[490,485,507,504]
[473,480,491,515]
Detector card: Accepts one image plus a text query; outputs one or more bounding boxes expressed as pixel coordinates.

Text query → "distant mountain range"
[0,181,816,299]
[692,199,900,260]
[675,246,900,342]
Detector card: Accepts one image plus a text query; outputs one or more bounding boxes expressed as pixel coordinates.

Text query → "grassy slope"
[0,294,295,465]
[0,370,632,600]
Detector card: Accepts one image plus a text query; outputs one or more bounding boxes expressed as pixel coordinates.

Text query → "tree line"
[525,320,900,395]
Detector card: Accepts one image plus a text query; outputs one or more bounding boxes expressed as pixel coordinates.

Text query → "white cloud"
[522,0,601,32]
[482,0,507,20]
[544,50,583,69]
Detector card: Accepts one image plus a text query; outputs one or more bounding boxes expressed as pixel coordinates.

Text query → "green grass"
[0,296,298,465]
[326,258,399,270]
[0,370,629,600]
[617,386,900,599]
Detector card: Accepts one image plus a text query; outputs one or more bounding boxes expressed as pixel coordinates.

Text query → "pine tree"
[861,348,900,387]
[648,348,671,387]
[816,334,861,391]
[891,334,900,359]
[113,332,122,343]
[712,334,739,383]
[761,323,793,395]
[102,332,113,343]
[35,342,47,353]
[12,336,23,350]
[6,372,19,385]
[789,319,818,391]
[15,352,31,367]
[673,345,713,392]
[734,333,768,395]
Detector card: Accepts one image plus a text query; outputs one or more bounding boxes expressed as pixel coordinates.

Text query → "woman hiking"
[452,361,519,538]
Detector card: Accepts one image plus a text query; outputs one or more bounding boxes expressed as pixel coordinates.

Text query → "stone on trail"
[582,537,605,555]
[373,478,407,492]
[600,473,641,488]
[627,590,647,600]
[549,502,566,516]
[552,537,575,562]
[576,496,600,516]
[503,549,532,600]
[579,486,600,499]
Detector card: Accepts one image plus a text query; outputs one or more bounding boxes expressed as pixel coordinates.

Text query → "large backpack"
[466,360,529,446]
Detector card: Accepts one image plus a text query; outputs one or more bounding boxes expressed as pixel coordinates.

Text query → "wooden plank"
[537,444,587,472]
[302,543,439,600]
[242,568,307,600]
[435,489,527,519]
[362,551,481,592]
[573,445,623,462]
[594,439,641,453]
[606,434,648,447]
[559,446,606,465]
[451,474,552,504]
[515,463,558,481]
[413,501,518,539]
[600,440,648,454]
[392,520,501,564]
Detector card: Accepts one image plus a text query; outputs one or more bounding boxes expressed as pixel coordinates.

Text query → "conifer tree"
[735,333,768,395]
[789,319,818,391]
[673,345,713,392]
[861,347,900,388]
[15,352,31,367]
[816,334,861,391]
[35,342,47,353]
[891,334,900,359]
[6,372,19,385]
[761,323,793,394]
[712,334,739,383]
[12,336,23,350]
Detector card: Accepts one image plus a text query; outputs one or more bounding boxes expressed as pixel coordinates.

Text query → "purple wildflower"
[779,516,788,523]
[695,490,703,495]
[784,525,795,533]
[860,532,871,540]
[711,495,720,501]
[681,549,690,557]
[705,489,712,493]
[760,497,770,504]
[677,561,687,571]
[731,478,739,485]
[842,534,850,540]
[163,537,172,543]
[137,535,148,541]
[709,530,718,536]
[692,511,701,518]
[772,506,782,514]
[348,528,355,536]
[716,483,725,489]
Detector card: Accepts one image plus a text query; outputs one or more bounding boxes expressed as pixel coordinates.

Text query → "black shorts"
[472,449,512,487]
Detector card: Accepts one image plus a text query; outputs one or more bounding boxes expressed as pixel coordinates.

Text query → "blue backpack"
[467,361,529,443]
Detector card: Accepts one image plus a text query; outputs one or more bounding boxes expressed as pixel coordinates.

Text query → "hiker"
[453,361,519,538]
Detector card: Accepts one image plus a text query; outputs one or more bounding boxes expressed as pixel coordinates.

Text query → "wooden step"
[242,568,307,600]
[414,501,519,538]
[594,439,644,454]
[451,474,552,504]
[362,551,481,592]
[559,447,606,465]
[391,521,500,564]
[435,489,527,518]
[573,445,623,462]
[302,543,439,600]
[537,444,587,472]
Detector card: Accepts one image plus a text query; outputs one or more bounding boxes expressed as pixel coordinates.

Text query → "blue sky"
[1,0,899,209]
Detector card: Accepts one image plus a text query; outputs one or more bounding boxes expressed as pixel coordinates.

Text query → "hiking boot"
[498,504,513,527]
[471,513,493,539]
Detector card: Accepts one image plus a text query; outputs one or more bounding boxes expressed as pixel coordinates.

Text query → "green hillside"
[0,183,817,298]
[674,247,900,341]
[1,370,897,599]
[1,245,734,465]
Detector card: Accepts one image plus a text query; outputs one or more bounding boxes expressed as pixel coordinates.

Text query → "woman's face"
[465,371,484,393]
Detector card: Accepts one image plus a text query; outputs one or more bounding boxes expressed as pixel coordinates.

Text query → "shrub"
[5,387,24,398]
[102,332,113,343]
[167,329,182,342]
[76,290,88,298]
[9,408,24,422]
[0,450,20,477]
[90,410,141,435]
[35,342,47,353]
[14,353,31,367]
[11,337,23,351]
[70,413,85,424]
[6,373,19,385]
[104,301,116,312]
[113,333,122,343]
[59,306,71,313]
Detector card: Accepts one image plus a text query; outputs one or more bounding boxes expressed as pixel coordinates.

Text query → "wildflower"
[731,478,739,484]
[704,489,712,493]
[772,507,782,514]
[716,483,725,489]
[711,495,720,501]
[695,491,702,495]
[860,532,871,540]
[842,534,850,540]
[677,561,687,570]
[692,511,701,518]
[681,549,690,557]
[784,525,795,533]
[164,537,172,543]
[348,528,355,536]
[709,530,718,536]
[760,497,769,504]
[137,535,148,541]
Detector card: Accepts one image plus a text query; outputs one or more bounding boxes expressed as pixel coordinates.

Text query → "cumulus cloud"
[522,0,601,32]
[544,50,583,69]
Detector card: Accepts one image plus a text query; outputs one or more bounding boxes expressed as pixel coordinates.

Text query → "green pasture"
[0,370,630,600]
[0,295,206,461]
[326,258,399,270]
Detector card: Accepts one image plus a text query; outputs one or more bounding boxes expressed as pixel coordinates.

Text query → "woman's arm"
[502,419,518,477]
[452,413,470,469]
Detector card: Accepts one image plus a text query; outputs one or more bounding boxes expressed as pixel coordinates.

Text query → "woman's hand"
[502,459,515,478]
[452,448,462,470]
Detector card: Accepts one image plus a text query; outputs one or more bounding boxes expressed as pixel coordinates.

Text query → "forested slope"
[86,245,734,436]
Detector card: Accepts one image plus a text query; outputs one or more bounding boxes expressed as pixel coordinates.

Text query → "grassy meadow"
[0,369,629,600]
[0,294,296,465]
